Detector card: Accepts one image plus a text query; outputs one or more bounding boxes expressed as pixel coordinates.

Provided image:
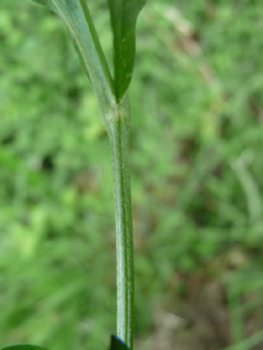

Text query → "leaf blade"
[30,0,56,11]
[1,345,50,350]
[30,0,116,129]
[107,0,146,101]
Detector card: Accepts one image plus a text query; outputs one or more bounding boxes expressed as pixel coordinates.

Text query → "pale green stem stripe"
[108,100,134,350]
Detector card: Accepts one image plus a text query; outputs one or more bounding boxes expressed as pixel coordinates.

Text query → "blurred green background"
[1,0,263,349]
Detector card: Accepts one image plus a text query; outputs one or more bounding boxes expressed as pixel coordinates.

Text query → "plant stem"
[108,97,134,350]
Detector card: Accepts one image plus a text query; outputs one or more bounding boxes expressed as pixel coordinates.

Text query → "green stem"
[108,97,134,350]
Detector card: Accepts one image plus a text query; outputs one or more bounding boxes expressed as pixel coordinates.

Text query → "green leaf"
[107,0,147,101]
[30,0,55,10]
[1,345,50,350]
[2,337,128,350]
[30,0,116,130]
[109,335,130,350]
[68,29,91,82]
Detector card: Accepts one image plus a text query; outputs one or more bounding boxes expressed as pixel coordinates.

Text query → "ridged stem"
[108,98,134,350]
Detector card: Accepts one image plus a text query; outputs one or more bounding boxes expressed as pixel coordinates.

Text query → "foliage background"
[1,0,263,349]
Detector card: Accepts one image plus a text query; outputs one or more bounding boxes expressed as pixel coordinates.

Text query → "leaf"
[30,0,55,10]
[109,335,130,350]
[68,29,91,82]
[1,345,50,350]
[30,0,116,130]
[1,338,128,350]
[107,0,147,101]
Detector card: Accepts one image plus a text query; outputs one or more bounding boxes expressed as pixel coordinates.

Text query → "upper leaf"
[30,0,55,10]
[107,0,146,101]
[109,335,129,350]
[30,0,115,130]
[1,345,50,350]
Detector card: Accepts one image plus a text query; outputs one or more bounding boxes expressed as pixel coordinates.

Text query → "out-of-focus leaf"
[109,335,129,350]
[107,0,147,101]
[1,345,50,350]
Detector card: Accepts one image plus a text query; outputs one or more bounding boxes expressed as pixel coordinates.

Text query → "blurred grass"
[1,0,263,349]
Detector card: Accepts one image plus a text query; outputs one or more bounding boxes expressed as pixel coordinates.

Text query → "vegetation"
[1,0,263,350]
